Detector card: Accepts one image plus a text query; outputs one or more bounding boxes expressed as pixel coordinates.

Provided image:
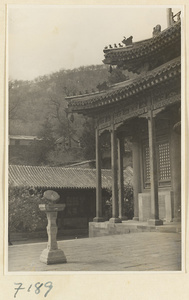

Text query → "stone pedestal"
[39,190,67,265]
[40,248,67,265]
[93,217,105,222]
[109,217,122,223]
[148,219,163,226]
[120,216,128,221]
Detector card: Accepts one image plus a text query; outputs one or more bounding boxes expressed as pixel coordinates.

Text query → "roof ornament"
[172,11,181,23]
[153,24,161,37]
[104,43,123,52]
[122,36,133,46]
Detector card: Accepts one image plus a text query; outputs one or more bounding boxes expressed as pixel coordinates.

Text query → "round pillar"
[109,125,121,223]
[170,124,181,221]
[132,139,141,221]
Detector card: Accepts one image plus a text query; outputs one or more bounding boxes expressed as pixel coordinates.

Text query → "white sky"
[8,5,181,81]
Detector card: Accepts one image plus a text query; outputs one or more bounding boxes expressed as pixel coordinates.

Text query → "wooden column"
[132,138,140,221]
[109,124,121,223]
[93,126,104,222]
[147,104,163,225]
[170,123,181,222]
[118,135,127,220]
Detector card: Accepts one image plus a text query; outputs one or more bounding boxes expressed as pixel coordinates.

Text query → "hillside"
[9,64,110,135]
[9,64,131,166]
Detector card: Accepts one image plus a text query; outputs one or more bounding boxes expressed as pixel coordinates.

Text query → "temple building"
[67,9,181,231]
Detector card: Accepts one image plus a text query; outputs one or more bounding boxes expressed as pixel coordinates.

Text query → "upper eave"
[67,56,181,113]
[103,21,181,71]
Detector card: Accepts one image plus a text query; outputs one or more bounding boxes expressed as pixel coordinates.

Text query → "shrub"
[123,181,134,219]
[104,181,134,220]
[8,186,47,233]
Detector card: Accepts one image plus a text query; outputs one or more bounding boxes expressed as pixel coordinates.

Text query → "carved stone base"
[109,217,122,223]
[40,248,67,265]
[133,217,139,221]
[148,219,163,226]
[93,217,105,222]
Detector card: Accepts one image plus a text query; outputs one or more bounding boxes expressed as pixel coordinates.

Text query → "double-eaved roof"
[9,165,133,190]
[67,18,181,115]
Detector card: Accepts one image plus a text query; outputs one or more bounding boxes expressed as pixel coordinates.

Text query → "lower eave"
[67,57,181,113]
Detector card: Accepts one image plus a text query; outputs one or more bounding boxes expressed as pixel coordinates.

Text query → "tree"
[80,118,95,160]
[9,80,27,121]
[32,117,56,165]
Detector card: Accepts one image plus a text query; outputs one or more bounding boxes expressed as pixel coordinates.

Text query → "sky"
[8,5,181,81]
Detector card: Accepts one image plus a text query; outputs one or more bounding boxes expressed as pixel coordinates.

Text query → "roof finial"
[167,8,173,27]
[122,36,133,46]
[153,24,161,37]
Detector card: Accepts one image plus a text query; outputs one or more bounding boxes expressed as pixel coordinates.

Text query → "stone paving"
[8,231,181,272]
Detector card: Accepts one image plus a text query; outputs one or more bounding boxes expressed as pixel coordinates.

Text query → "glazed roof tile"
[103,21,181,68]
[67,56,181,112]
[9,165,133,189]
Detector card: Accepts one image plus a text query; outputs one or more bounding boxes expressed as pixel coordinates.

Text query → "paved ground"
[8,231,181,272]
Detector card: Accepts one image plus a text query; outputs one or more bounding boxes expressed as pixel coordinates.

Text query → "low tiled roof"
[9,165,133,189]
[9,135,40,140]
[103,21,181,71]
[65,160,95,168]
[67,57,181,112]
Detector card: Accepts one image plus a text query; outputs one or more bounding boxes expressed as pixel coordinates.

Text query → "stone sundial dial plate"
[44,190,60,202]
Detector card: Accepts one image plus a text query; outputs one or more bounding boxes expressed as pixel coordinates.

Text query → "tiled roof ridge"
[9,164,111,172]
[64,160,95,167]
[68,56,180,109]
[9,164,133,189]
[9,135,40,139]
[67,56,180,103]
[103,21,181,64]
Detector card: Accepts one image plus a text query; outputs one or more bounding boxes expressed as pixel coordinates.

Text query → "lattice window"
[143,140,171,188]
[158,143,171,180]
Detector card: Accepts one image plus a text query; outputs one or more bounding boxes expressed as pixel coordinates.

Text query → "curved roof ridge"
[103,20,181,69]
